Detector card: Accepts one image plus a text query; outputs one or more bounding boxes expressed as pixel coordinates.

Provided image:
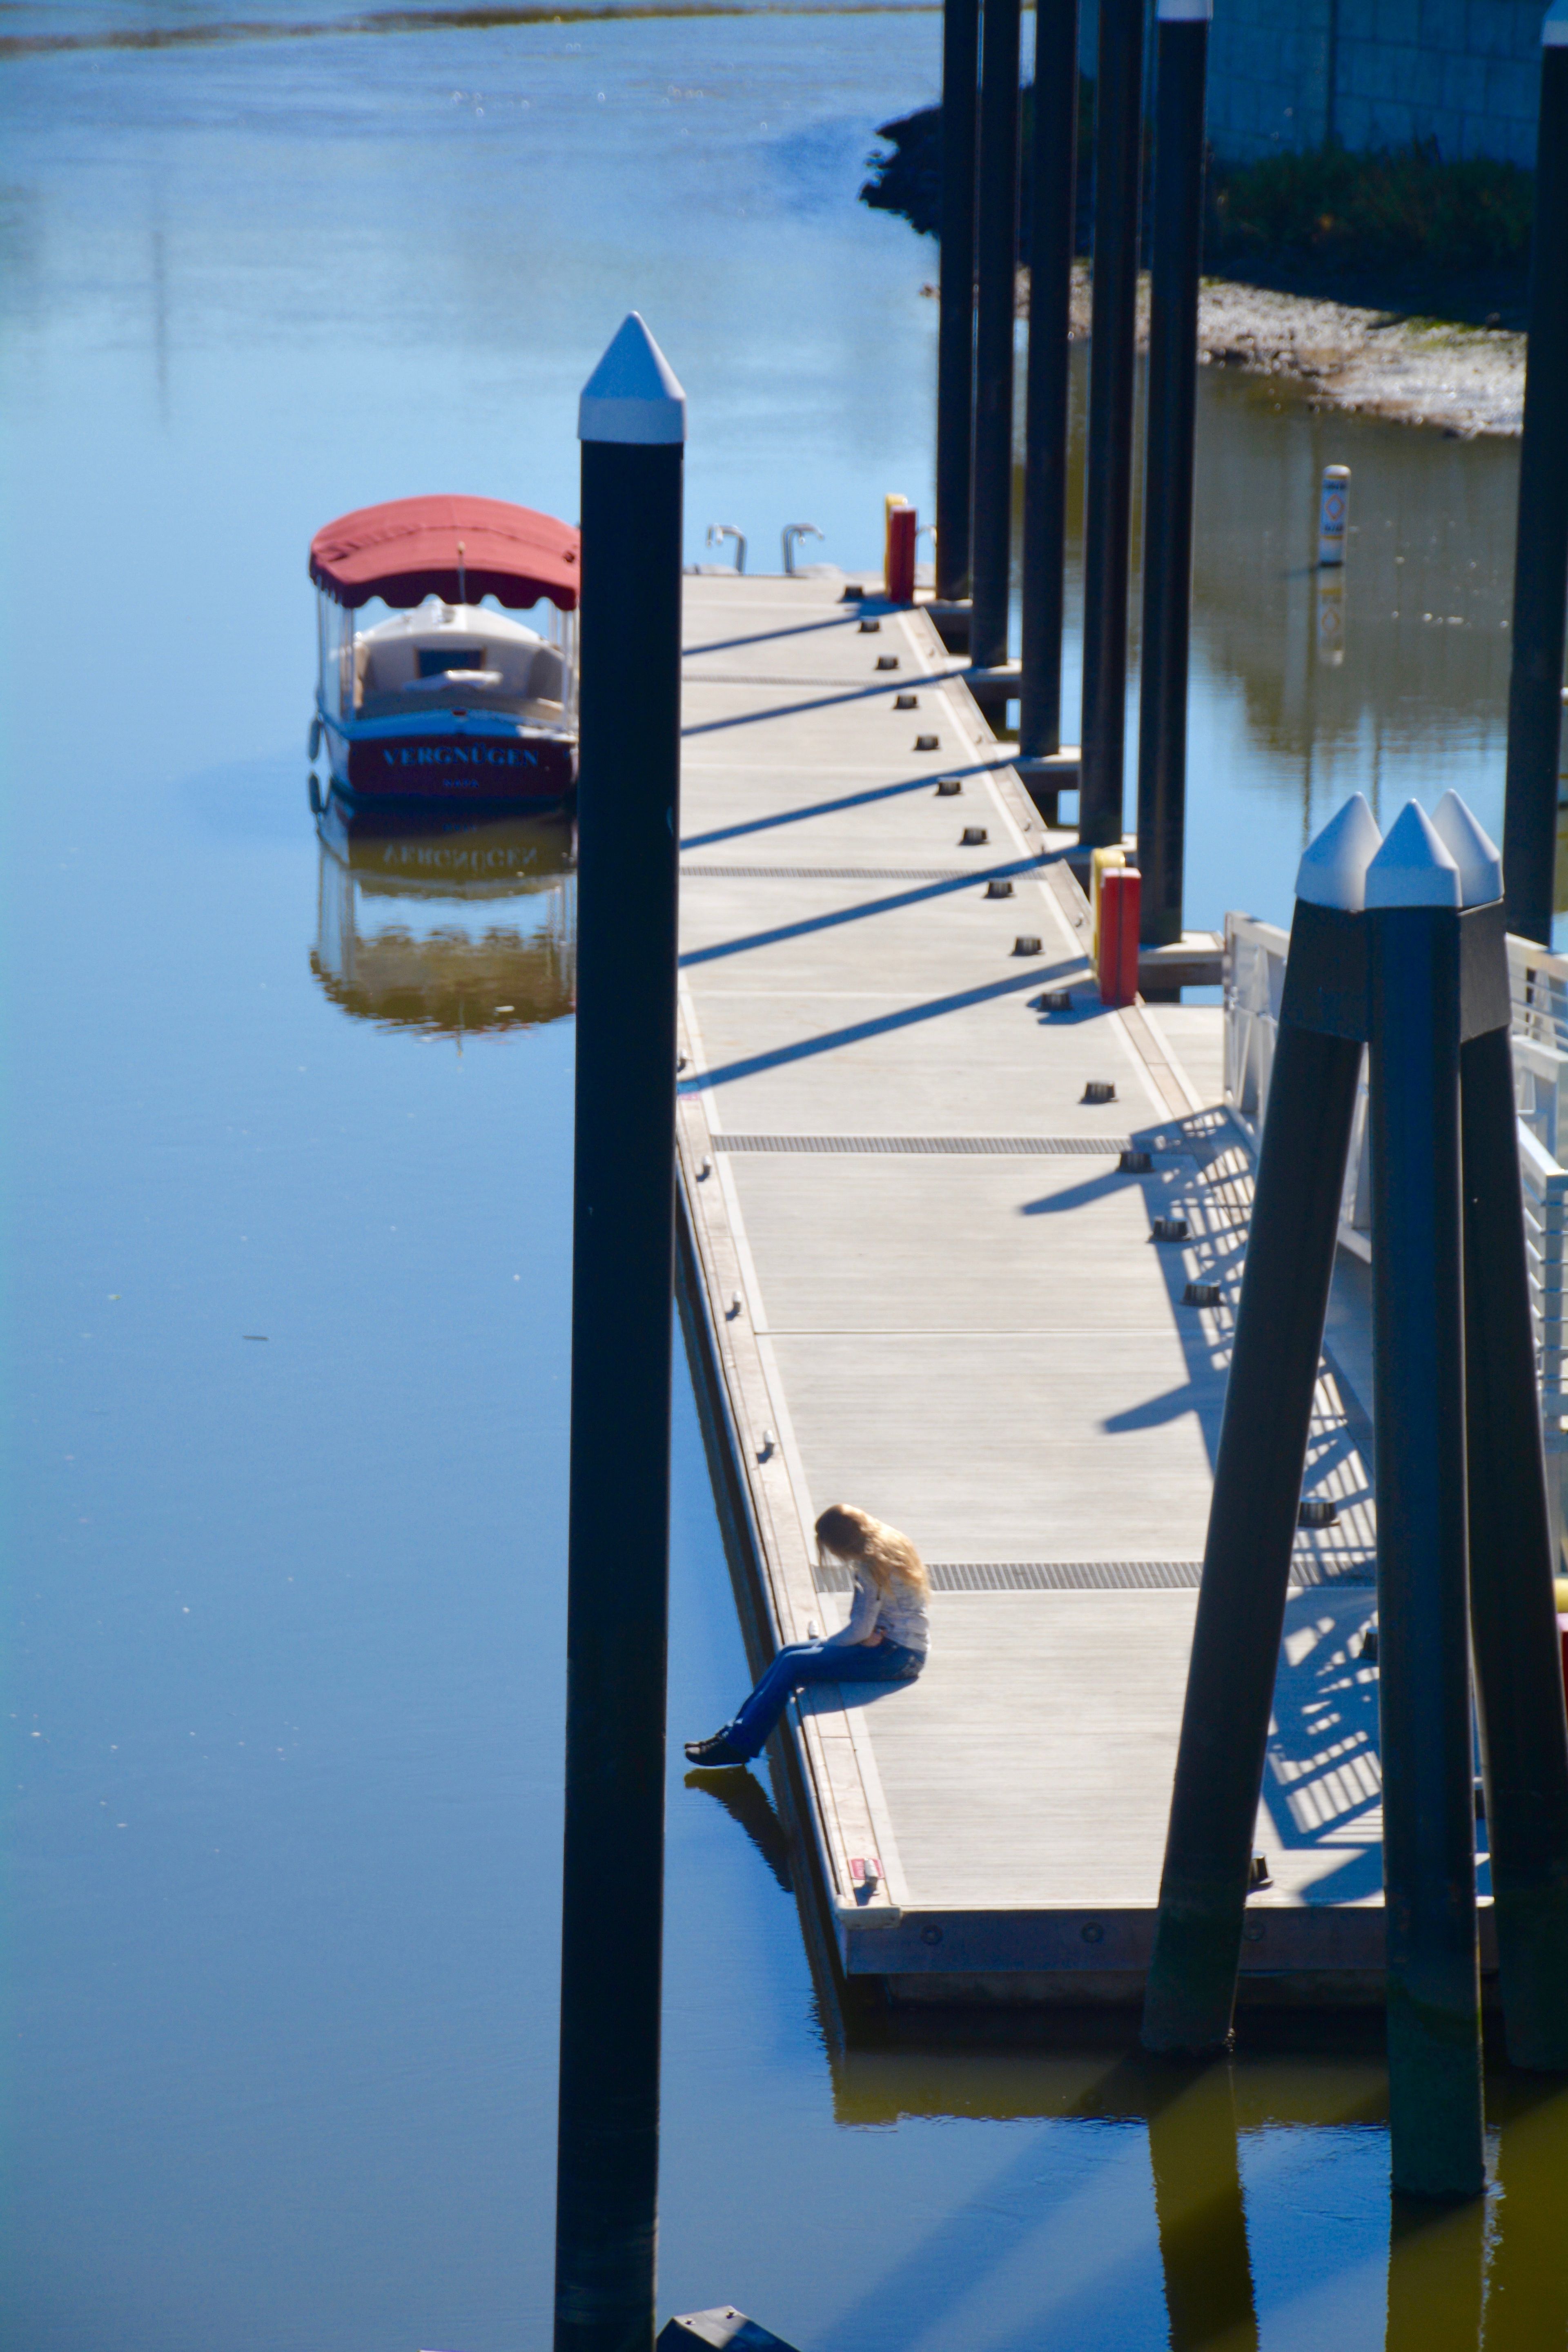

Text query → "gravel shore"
[989,264,1526,437]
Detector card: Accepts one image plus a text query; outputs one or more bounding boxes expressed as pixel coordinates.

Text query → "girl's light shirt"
[827,1567,930,1656]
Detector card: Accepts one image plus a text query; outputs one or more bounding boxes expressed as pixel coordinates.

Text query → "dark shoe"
[684,1734,749,1767]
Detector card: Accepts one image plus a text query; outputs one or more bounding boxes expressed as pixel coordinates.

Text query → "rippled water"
[4,9,1567,2350]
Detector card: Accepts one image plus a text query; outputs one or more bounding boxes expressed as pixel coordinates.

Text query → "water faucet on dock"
[705,522,746,573]
[782,521,823,574]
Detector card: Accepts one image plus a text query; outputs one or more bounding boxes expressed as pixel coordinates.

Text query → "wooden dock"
[675,569,1426,2006]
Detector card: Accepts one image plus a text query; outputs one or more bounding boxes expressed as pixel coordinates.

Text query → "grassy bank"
[861,111,1533,323]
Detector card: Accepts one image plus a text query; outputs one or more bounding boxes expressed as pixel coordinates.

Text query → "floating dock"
[675,568,1434,2006]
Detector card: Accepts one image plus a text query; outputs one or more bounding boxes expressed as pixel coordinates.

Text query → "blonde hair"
[814,1503,929,1595]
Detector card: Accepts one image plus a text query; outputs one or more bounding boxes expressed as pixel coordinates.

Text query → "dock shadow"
[682,963,1076,1094]
[681,860,1051,969]
[679,759,1021,852]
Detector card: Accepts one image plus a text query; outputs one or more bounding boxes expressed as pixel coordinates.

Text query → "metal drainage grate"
[812,1557,1375,1592]
[714,1134,1144,1156]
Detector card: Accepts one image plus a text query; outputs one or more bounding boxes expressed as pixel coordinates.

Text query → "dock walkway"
[675,569,1399,2003]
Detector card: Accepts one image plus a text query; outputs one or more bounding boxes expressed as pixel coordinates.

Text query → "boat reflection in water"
[310,789,576,1035]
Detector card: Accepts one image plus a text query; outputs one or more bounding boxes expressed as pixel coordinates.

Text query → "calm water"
[4,9,1567,2350]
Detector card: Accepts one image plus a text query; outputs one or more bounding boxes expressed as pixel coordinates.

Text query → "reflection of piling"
[1142,807,1373,2053]
[970,0,1022,670]
[1134,0,1210,946]
[1386,2196,1486,2352]
[1018,0,1079,759]
[1078,0,1146,845]
[1366,804,1483,2201]
[1503,7,1568,945]
[554,313,686,2352]
[1146,2064,1260,2352]
[1316,570,1345,666]
[936,0,981,604]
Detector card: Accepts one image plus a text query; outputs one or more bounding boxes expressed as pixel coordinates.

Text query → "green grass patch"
[1206,140,1533,275]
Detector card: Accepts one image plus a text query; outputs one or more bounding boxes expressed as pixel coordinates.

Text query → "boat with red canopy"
[308,494,580,806]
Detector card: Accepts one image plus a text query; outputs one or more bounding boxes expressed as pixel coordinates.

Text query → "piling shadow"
[681,962,1075,1094]
[681,860,1051,968]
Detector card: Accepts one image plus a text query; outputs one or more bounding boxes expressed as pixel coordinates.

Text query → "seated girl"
[685,1502,929,1768]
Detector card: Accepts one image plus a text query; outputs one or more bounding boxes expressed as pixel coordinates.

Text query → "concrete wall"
[1203,0,1545,165]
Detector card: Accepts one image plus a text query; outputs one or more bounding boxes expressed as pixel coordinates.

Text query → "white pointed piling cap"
[1295,793,1383,911]
[1363,799,1462,909]
[1545,0,1568,49]
[1430,791,1503,906]
[579,312,686,445]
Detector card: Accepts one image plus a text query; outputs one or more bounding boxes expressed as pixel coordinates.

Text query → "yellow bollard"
[1090,844,1127,964]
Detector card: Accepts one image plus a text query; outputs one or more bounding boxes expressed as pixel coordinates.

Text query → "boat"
[307,494,579,807]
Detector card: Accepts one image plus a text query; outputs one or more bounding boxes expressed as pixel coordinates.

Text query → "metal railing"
[1224,913,1568,1412]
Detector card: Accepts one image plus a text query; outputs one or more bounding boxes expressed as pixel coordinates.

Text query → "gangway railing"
[1223,911,1568,1414]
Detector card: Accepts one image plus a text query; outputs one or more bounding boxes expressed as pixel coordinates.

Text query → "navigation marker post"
[555,312,685,2352]
[1134,0,1211,947]
[970,0,1022,672]
[1501,0,1568,945]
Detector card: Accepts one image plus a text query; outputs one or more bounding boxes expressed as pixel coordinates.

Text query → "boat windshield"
[323,592,579,727]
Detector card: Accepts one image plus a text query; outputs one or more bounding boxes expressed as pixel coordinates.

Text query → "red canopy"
[309,494,580,612]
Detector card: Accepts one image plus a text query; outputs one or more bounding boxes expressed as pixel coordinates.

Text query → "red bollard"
[1098,866,1141,1006]
[885,503,917,605]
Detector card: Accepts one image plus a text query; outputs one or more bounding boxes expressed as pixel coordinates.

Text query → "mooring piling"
[1018,0,1080,760]
[1134,0,1210,947]
[1141,796,1378,2054]
[1365,802,1485,2201]
[1078,0,1147,845]
[936,0,982,607]
[1437,797,1568,2076]
[1501,0,1568,946]
[970,0,1023,670]
[555,313,686,2352]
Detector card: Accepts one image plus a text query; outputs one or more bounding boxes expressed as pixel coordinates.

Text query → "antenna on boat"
[457,538,467,605]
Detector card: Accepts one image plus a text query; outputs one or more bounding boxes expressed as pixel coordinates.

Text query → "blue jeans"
[722,1637,924,1761]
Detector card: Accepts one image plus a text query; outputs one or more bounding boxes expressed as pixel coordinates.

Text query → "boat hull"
[323,713,576,805]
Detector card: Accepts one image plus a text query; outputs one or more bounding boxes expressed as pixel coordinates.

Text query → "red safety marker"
[1097,865,1141,1007]
[885,504,917,606]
